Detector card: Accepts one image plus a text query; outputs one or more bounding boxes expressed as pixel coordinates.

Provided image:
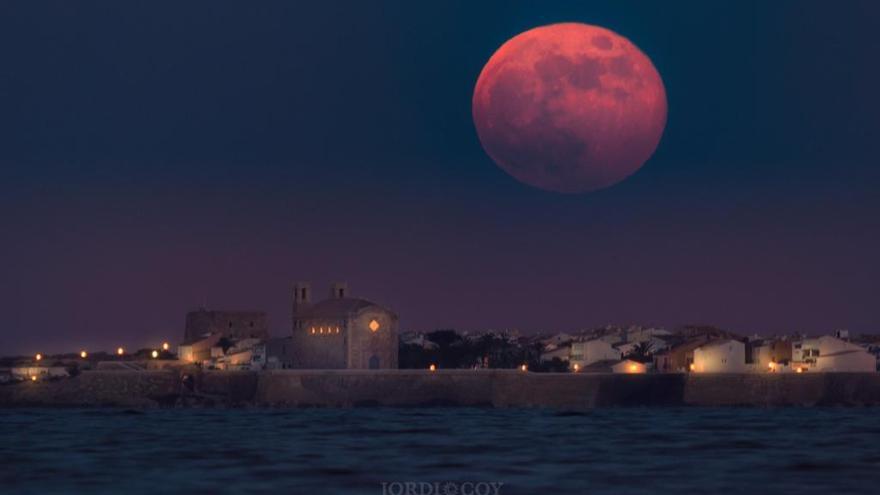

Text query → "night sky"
[1,1,878,354]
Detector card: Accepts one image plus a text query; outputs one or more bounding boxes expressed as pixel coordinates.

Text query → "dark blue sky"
[1,1,878,354]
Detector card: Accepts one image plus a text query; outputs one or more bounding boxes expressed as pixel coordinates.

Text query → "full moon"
[473,23,667,193]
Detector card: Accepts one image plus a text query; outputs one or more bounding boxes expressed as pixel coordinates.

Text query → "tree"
[625,341,654,363]
[217,338,234,353]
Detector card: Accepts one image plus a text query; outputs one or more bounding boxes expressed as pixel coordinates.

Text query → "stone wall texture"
[0,371,179,407]
[3,371,880,409]
[184,310,269,343]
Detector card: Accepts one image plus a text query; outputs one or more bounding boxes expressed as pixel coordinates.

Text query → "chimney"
[331,281,348,299]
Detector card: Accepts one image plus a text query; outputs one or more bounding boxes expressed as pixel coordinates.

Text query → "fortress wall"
[682,372,880,406]
[0,371,179,407]
[256,370,498,407]
[4,370,880,408]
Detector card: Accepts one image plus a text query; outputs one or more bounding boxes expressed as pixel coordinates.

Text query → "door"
[368,355,380,369]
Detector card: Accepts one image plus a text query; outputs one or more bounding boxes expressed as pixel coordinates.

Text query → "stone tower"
[292,282,311,329]
[330,281,348,299]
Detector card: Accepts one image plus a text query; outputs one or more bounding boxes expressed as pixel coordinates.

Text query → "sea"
[1,407,879,495]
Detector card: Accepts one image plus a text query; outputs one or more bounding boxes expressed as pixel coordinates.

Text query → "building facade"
[793,336,876,372]
[570,340,621,370]
[183,310,269,343]
[692,339,746,373]
[289,282,398,369]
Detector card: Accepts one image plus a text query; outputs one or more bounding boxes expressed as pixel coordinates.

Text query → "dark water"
[2,407,880,495]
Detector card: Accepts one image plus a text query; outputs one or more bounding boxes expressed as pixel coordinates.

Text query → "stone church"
[289,282,398,369]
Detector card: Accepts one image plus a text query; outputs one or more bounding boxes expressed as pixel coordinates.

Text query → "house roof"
[296,297,396,320]
[697,339,743,349]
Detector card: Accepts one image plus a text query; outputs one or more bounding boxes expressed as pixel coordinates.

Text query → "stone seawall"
[3,370,880,408]
[0,371,179,408]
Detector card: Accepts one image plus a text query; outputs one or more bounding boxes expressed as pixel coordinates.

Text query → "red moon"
[473,23,667,193]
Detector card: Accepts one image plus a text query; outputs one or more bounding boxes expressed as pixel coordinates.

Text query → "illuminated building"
[290,281,398,369]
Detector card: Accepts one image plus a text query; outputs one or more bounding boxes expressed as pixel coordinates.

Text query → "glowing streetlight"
[572,363,580,372]
[520,364,528,372]
[117,347,125,356]
[162,342,170,351]
[151,350,159,359]
[429,364,436,372]
[768,362,776,372]
[30,375,37,382]
[80,350,88,359]
[796,367,804,374]
[689,363,696,372]
[35,353,42,362]
[629,363,639,373]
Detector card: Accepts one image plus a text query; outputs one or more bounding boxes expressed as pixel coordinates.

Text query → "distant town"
[3,281,879,384]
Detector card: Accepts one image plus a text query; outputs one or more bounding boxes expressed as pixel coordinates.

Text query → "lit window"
[311,328,316,334]
[369,320,380,332]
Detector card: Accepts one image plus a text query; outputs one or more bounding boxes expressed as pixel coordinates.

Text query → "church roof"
[297,297,395,320]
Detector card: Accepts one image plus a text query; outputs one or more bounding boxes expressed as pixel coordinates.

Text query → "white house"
[213,339,266,371]
[570,340,621,369]
[793,336,876,372]
[692,339,746,373]
[751,339,794,370]
[178,333,222,363]
[11,366,69,379]
[540,345,571,363]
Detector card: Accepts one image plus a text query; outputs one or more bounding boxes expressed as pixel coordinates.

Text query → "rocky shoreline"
[3,369,880,409]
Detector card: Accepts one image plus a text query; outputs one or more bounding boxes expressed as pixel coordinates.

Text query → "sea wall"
[3,370,880,408]
[0,371,179,408]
